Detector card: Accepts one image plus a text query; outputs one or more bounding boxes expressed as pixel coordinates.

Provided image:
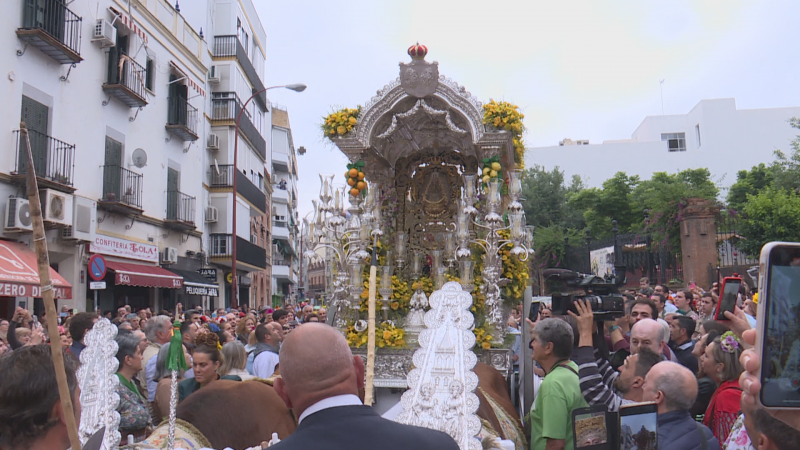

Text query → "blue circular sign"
[89,254,107,281]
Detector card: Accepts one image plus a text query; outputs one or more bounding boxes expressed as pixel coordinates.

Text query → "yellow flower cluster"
[322,107,361,139]
[482,100,526,168]
[498,230,529,303]
[412,276,434,297]
[473,327,494,350]
[345,322,406,349]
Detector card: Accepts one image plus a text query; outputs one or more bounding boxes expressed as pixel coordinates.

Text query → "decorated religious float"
[306,43,533,394]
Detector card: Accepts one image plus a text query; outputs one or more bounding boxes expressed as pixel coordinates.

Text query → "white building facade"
[528,98,800,190]
[0,0,275,317]
[271,106,300,305]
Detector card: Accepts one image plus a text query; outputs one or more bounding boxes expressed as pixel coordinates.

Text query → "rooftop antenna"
[660,79,665,115]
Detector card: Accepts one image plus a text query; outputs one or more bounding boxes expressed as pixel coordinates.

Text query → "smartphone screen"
[573,407,609,449]
[529,301,541,322]
[619,403,658,450]
[716,278,741,320]
[760,244,800,407]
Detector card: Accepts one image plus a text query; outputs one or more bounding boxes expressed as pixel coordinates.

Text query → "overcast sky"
[259,0,800,220]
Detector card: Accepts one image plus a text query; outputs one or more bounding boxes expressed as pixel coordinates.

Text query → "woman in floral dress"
[114,330,152,441]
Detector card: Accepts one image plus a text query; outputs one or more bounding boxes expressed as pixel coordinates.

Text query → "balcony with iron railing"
[212,35,267,110]
[16,0,82,64]
[12,129,76,193]
[165,96,199,141]
[99,165,143,215]
[208,164,266,214]
[103,51,148,107]
[209,233,267,269]
[165,190,196,231]
[210,94,266,159]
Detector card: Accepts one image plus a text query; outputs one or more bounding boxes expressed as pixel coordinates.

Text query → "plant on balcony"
[482,99,526,168]
[322,106,361,140]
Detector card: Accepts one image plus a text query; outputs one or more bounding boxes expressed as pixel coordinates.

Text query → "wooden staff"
[364,234,378,405]
[20,122,82,450]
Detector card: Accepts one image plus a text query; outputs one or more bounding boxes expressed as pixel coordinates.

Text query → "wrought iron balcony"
[99,165,143,215]
[212,35,267,110]
[210,94,266,159]
[209,233,267,269]
[12,129,75,192]
[208,164,266,215]
[103,51,148,107]
[166,96,199,141]
[16,0,82,64]
[165,190,196,230]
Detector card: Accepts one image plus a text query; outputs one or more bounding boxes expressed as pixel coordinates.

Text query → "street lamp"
[231,83,306,309]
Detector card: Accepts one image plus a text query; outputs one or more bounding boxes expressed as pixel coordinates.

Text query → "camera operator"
[568,300,663,412]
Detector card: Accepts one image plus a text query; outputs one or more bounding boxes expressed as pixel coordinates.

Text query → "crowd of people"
[3,274,800,450]
[506,276,800,450]
[0,301,326,445]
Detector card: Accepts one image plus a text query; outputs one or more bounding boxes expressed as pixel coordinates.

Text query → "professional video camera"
[544,268,626,322]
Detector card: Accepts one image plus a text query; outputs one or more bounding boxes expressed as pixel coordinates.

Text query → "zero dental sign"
[90,235,159,263]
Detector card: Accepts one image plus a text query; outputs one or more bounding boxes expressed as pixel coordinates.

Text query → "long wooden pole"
[364,234,378,405]
[21,122,82,450]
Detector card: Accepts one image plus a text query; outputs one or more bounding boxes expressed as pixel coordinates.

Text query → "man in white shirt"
[253,322,282,378]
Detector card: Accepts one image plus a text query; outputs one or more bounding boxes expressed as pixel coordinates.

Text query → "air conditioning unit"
[4,198,32,232]
[205,206,219,223]
[62,196,96,242]
[92,19,117,48]
[161,247,178,264]
[207,133,219,150]
[40,190,73,226]
[208,65,220,84]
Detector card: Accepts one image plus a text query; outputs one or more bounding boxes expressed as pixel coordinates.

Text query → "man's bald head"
[631,319,664,355]
[642,361,697,414]
[274,323,363,415]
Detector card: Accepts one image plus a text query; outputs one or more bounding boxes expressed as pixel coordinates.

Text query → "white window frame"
[661,132,686,152]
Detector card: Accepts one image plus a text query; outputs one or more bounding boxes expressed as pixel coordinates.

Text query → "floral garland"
[482,100,526,168]
[720,331,741,354]
[345,321,406,349]
[322,107,361,139]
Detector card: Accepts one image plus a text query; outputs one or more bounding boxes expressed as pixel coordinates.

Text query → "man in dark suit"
[273,323,459,450]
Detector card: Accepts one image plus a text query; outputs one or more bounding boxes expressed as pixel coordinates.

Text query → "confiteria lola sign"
[89,235,159,263]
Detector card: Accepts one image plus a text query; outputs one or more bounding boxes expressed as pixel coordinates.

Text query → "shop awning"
[0,241,72,299]
[170,269,219,297]
[106,261,183,289]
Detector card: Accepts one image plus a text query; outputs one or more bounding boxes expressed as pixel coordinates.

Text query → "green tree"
[738,188,800,255]
[520,165,585,230]
[531,225,584,269]
[568,172,640,238]
[727,163,774,213]
[632,168,718,246]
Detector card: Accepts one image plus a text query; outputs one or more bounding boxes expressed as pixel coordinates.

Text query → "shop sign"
[197,268,217,280]
[90,235,159,263]
[0,282,70,299]
[186,285,219,297]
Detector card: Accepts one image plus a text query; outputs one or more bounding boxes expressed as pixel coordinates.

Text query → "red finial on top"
[408,42,428,61]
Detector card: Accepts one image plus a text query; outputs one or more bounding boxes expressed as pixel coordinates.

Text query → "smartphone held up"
[756,242,800,409]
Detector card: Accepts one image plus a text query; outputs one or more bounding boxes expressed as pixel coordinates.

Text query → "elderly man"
[571,299,663,412]
[642,361,718,450]
[299,305,314,323]
[253,322,283,378]
[0,346,81,450]
[318,308,327,324]
[141,315,172,403]
[529,318,587,450]
[630,318,666,356]
[272,323,458,450]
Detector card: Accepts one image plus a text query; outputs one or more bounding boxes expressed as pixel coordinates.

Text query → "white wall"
[528,98,800,190]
